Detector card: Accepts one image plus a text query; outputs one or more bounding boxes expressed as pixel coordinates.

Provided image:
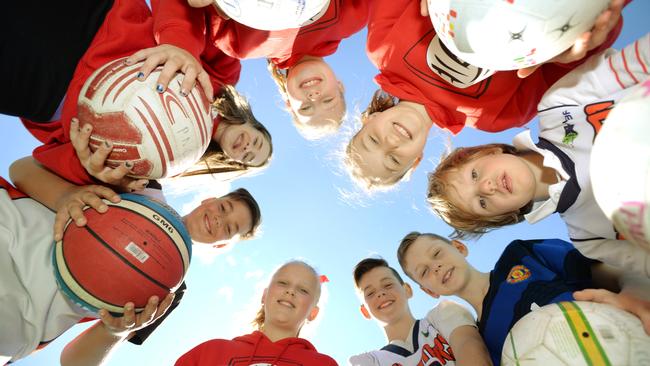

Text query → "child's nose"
[480,178,495,195]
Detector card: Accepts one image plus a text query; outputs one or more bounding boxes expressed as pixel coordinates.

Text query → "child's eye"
[479,197,487,209]
[299,288,309,294]
[390,155,400,165]
[385,283,393,289]
[227,226,232,236]
[434,250,440,258]
[421,268,428,279]
[300,105,312,112]
[366,291,375,298]
[370,136,378,144]
[323,97,334,104]
[471,168,478,181]
[220,204,225,213]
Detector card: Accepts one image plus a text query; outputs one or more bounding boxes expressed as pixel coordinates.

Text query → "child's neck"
[520,151,558,201]
[456,269,490,321]
[400,100,434,128]
[383,310,417,344]
[261,324,299,343]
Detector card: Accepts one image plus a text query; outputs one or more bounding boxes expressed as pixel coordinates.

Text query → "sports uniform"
[349,301,474,366]
[478,239,596,365]
[174,330,337,366]
[513,33,650,277]
[152,0,368,69]
[366,0,623,134]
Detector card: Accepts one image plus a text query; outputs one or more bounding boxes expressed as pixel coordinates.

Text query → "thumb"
[517,64,541,78]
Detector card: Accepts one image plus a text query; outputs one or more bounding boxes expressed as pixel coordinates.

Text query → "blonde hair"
[344,90,412,190]
[252,260,321,334]
[179,85,273,178]
[427,144,534,239]
[267,61,344,140]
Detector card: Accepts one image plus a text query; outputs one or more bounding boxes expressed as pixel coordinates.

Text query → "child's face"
[264,263,319,329]
[183,196,253,244]
[445,151,536,217]
[402,236,470,297]
[350,104,429,184]
[357,266,411,325]
[286,58,345,131]
[213,122,271,167]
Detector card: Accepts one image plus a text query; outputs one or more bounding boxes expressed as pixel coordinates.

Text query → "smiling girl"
[175,261,337,365]
[137,0,369,140]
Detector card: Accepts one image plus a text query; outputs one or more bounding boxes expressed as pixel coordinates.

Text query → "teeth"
[393,123,411,139]
[378,300,393,309]
[204,214,211,234]
[278,300,294,308]
[442,268,452,284]
[301,78,320,88]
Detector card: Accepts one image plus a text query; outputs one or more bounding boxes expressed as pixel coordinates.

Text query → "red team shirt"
[153,0,369,69]
[175,331,337,366]
[367,0,623,134]
[20,0,235,186]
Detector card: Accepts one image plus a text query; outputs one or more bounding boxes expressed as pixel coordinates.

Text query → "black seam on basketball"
[83,224,171,292]
[110,203,188,273]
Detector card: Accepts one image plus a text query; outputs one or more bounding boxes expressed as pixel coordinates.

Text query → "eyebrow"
[227,201,234,212]
[360,135,370,153]
[235,222,240,233]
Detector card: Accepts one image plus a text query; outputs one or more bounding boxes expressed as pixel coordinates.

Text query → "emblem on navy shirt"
[506,265,531,284]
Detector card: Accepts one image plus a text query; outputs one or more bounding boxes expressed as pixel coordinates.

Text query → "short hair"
[427,143,534,239]
[396,232,450,281]
[267,61,344,140]
[223,188,261,239]
[345,89,411,190]
[353,257,404,288]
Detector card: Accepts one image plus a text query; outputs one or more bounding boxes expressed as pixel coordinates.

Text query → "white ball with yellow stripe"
[502,301,650,366]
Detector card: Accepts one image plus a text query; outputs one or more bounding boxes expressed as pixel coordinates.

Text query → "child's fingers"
[419,0,429,17]
[156,60,183,94]
[87,140,113,175]
[196,72,214,101]
[154,293,175,320]
[573,288,615,304]
[71,122,94,159]
[137,53,165,83]
[121,302,136,330]
[180,67,198,97]
[53,211,71,241]
[124,47,154,65]
[68,203,87,227]
[517,64,541,79]
[92,185,121,203]
[81,190,109,214]
[138,296,160,326]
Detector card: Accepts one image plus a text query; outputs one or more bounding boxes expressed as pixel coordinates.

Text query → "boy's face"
[350,103,429,185]
[286,58,345,131]
[402,236,470,297]
[183,196,253,244]
[445,151,536,217]
[357,266,412,325]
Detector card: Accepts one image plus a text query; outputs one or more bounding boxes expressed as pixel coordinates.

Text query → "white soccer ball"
[78,57,214,179]
[502,301,650,365]
[591,79,650,251]
[215,0,331,31]
[428,0,609,70]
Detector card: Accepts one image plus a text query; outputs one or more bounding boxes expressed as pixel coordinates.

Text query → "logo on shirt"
[584,100,615,139]
[419,334,455,366]
[506,265,531,284]
[562,123,578,145]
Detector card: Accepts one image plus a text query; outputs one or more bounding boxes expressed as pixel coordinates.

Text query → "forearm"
[9,156,76,210]
[60,321,129,366]
[449,325,492,366]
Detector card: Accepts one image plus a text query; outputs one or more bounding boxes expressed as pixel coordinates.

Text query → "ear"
[420,285,440,299]
[412,154,424,170]
[404,282,414,299]
[359,304,372,320]
[450,240,469,257]
[337,80,345,94]
[364,111,380,124]
[307,306,320,321]
[202,197,217,205]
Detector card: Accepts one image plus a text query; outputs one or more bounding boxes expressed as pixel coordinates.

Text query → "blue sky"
[3,2,649,364]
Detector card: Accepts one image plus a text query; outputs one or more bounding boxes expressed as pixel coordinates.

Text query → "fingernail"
[140,180,149,188]
[71,119,78,125]
[99,204,108,212]
[180,89,188,97]
[84,125,92,132]
[156,84,165,93]
[126,303,134,311]
[136,72,145,79]
[125,161,133,168]
[99,309,107,317]
[124,59,133,65]
[104,140,112,148]
[54,234,61,241]
[152,296,159,305]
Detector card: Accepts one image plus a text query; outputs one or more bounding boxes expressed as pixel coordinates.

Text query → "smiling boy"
[396,232,650,365]
[349,257,491,366]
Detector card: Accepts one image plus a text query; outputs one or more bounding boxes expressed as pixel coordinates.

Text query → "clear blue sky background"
[3,2,648,365]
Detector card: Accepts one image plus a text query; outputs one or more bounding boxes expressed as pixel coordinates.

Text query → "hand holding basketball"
[69,118,149,192]
[517,0,624,78]
[99,294,175,338]
[53,184,121,241]
[125,44,214,100]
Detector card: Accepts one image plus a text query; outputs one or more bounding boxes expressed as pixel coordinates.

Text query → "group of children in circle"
[1,0,649,364]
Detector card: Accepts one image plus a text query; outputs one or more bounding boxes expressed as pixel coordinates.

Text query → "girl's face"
[445,151,536,217]
[183,196,253,244]
[350,103,430,184]
[286,58,345,131]
[263,263,320,332]
[213,122,271,167]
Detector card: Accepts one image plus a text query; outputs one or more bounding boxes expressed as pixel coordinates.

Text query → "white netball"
[77,58,214,179]
[215,0,331,30]
[591,79,650,251]
[427,0,609,70]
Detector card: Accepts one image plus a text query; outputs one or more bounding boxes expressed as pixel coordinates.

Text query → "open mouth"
[392,122,412,140]
[300,77,322,88]
[442,267,453,284]
[501,173,512,194]
[378,300,394,310]
[278,300,295,308]
[232,133,245,151]
[204,214,212,235]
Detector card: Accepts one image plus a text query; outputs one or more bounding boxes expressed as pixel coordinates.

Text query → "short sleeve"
[426,300,476,342]
[348,352,379,366]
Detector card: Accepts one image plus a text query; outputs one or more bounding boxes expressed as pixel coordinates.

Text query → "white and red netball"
[591,79,650,251]
[428,0,609,70]
[215,0,330,30]
[53,193,192,314]
[78,57,214,179]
